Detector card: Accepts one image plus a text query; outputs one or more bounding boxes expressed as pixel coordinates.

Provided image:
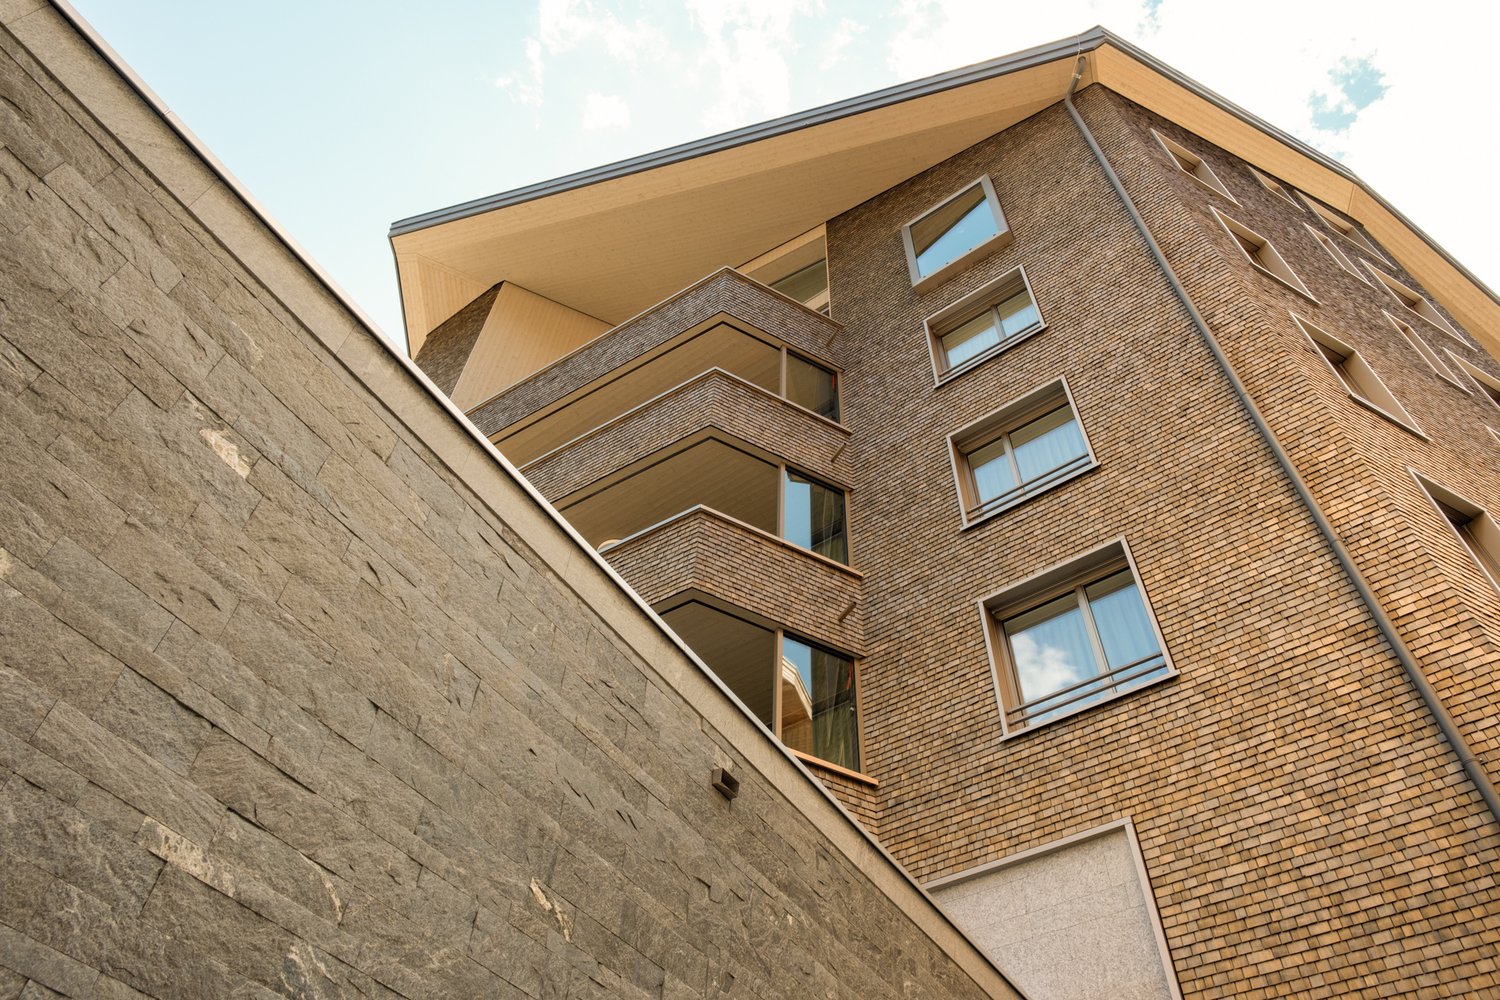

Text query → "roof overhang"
[391,27,1500,359]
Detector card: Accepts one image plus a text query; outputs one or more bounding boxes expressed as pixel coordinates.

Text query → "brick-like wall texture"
[0,8,1023,1000]
[411,283,500,397]
[824,85,1500,997]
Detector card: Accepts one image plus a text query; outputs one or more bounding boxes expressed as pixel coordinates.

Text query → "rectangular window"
[1212,208,1314,299]
[901,175,1011,292]
[783,469,848,564]
[1152,129,1237,202]
[925,267,1045,379]
[1293,314,1423,434]
[1387,312,1465,389]
[785,351,839,421]
[779,635,859,771]
[1413,474,1500,593]
[950,380,1095,527]
[1366,264,1467,342]
[982,541,1173,735]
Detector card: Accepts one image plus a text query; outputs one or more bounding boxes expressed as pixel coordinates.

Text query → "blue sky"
[71,1,1500,348]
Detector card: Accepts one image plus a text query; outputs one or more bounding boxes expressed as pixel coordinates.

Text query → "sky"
[70,1,1500,351]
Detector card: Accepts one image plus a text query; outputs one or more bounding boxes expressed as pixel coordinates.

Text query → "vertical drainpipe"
[1061,55,1500,833]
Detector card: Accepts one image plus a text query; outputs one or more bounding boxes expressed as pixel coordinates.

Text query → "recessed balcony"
[470,269,844,465]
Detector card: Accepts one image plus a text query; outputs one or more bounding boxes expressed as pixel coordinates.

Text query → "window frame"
[1446,351,1500,411]
[979,538,1176,739]
[947,377,1097,529]
[1248,166,1299,206]
[1304,223,1371,285]
[1151,129,1238,203]
[1363,262,1469,344]
[1386,311,1467,391]
[1211,208,1316,301]
[1411,472,1500,595]
[780,465,851,565]
[924,265,1047,384]
[1291,313,1425,437]
[1303,197,1390,263]
[900,174,1013,294]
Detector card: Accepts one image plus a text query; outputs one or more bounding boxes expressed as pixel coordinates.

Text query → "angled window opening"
[1413,474,1500,593]
[902,175,1011,292]
[1366,264,1467,342]
[1152,129,1237,202]
[1305,198,1388,261]
[1386,312,1465,390]
[925,267,1045,380]
[981,540,1174,736]
[949,380,1095,527]
[1213,209,1314,299]
[1305,223,1370,284]
[1293,314,1422,435]
[1249,166,1299,206]
[1448,352,1500,411]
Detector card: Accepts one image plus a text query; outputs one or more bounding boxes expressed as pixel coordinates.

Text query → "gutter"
[1061,55,1500,834]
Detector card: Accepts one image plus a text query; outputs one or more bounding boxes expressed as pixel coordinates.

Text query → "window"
[1249,166,1298,205]
[1387,312,1465,389]
[925,267,1045,379]
[785,351,839,421]
[1449,352,1500,410]
[779,635,859,770]
[660,601,860,771]
[1212,209,1314,298]
[1366,265,1467,342]
[1152,129,1236,202]
[1305,224,1369,283]
[982,541,1172,734]
[1413,474,1500,593]
[771,259,830,314]
[1293,314,1422,434]
[901,176,1011,291]
[783,469,848,563]
[949,380,1094,526]
[1304,198,1388,261]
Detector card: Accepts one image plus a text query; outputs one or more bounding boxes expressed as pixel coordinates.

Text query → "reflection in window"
[771,259,828,307]
[999,569,1167,728]
[909,182,1001,281]
[786,352,840,421]
[779,635,858,770]
[784,470,848,563]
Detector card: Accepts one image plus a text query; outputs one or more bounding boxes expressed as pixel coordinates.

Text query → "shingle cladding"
[0,9,1023,1000]
[411,282,499,396]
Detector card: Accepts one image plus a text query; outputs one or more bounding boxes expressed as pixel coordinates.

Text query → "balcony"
[470,269,844,465]
[520,368,852,502]
[602,506,865,655]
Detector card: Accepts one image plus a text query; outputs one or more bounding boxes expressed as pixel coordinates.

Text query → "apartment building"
[398,28,1500,998]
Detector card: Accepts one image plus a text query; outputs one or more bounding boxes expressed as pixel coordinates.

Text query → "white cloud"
[686,0,810,132]
[495,37,544,108]
[495,0,669,112]
[820,17,865,71]
[581,91,631,130]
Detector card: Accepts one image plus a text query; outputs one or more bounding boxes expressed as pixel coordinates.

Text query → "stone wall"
[0,7,1021,999]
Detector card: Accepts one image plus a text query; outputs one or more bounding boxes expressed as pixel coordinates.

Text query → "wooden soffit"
[393,28,1499,358]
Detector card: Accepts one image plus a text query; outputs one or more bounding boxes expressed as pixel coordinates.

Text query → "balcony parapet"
[602,506,865,655]
[521,368,852,502]
[468,268,843,440]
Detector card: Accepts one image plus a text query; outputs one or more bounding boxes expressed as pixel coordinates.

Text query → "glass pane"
[912,185,999,278]
[780,636,859,770]
[659,603,777,727]
[1085,571,1162,674]
[1011,406,1087,483]
[784,470,848,564]
[1004,593,1100,714]
[786,353,839,421]
[996,289,1041,337]
[770,259,828,305]
[942,311,1000,369]
[968,438,1016,505]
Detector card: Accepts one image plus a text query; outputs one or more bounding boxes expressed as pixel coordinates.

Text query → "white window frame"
[947,377,1097,528]
[1385,311,1466,390]
[1248,166,1298,207]
[1304,197,1390,263]
[1304,223,1370,284]
[1292,313,1424,437]
[978,538,1175,738]
[901,174,1012,294]
[924,265,1047,384]
[1212,208,1316,300]
[1364,262,1468,344]
[1412,472,1500,595]
[1446,351,1500,411]
[1151,129,1238,203]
